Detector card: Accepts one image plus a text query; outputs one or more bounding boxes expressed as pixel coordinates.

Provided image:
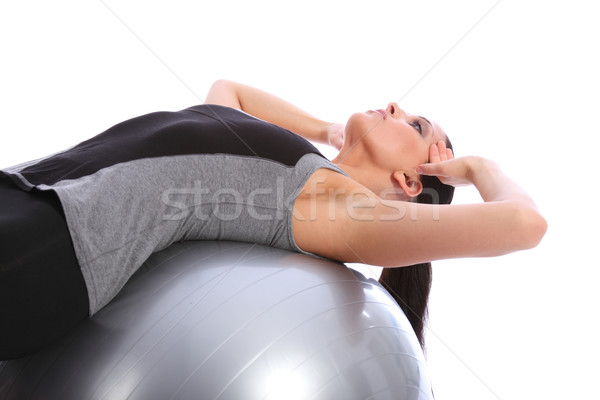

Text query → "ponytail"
[379,135,455,350]
[379,263,432,348]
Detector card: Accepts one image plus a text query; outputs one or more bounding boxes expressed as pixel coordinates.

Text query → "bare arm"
[205,79,344,149]
[294,144,547,266]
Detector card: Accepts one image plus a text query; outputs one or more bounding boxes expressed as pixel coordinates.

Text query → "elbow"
[205,80,240,108]
[207,79,233,95]
[211,78,232,87]
[517,208,548,250]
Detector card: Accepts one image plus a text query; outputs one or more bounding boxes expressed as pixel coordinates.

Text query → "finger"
[429,143,441,163]
[446,148,454,160]
[437,141,448,161]
[415,163,441,176]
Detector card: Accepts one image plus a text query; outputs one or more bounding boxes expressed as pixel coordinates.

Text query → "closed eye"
[410,119,423,135]
[412,116,433,137]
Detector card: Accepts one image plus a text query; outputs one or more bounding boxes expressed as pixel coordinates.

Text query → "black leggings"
[0,175,89,360]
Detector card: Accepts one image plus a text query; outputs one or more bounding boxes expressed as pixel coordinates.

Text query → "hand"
[417,141,481,187]
[324,123,345,150]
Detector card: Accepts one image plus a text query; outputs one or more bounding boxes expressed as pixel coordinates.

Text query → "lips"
[375,109,387,119]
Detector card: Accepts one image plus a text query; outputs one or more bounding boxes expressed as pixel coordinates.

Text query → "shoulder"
[291,168,446,266]
[292,168,379,262]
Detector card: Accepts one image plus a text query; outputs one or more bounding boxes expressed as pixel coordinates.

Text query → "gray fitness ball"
[0,241,433,400]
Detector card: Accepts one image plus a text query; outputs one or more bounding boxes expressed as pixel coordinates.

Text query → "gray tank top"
[1,105,347,314]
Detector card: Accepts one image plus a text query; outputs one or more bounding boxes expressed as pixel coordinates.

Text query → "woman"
[0,80,546,359]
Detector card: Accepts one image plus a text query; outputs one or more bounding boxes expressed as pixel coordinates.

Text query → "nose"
[386,102,406,119]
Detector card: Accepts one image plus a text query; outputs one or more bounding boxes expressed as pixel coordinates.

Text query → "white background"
[1,1,598,399]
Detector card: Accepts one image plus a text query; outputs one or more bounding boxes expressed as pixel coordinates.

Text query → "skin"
[205,80,547,267]
[331,103,450,200]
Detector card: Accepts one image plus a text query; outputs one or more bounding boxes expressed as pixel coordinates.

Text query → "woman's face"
[344,102,446,172]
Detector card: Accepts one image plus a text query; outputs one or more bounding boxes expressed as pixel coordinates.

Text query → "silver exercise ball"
[0,241,433,400]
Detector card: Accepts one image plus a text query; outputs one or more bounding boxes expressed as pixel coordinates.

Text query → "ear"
[392,171,423,198]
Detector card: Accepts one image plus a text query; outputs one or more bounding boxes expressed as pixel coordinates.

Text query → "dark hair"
[378,136,454,349]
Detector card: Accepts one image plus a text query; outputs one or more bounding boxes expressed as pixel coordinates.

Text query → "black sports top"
[1,105,347,314]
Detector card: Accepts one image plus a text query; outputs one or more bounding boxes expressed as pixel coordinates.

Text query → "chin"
[346,111,374,132]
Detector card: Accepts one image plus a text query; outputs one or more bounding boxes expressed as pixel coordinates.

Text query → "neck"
[331,162,373,189]
[331,145,408,200]
[331,145,373,188]
[331,160,405,200]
